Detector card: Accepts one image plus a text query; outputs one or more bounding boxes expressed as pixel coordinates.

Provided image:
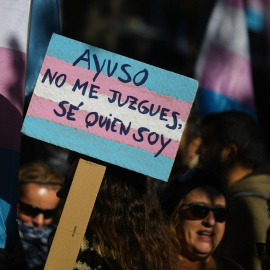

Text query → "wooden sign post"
[21,34,198,269]
[44,159,105,269]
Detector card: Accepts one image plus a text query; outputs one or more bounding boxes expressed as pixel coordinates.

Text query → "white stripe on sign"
[34,74,185,142]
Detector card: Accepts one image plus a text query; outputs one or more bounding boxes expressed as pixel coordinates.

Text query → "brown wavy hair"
[19,162,64,188]
[69,153,181,270]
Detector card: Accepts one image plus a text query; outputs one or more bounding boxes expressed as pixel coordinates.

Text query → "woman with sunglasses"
[160,167,243,270]
[17,162,64,270]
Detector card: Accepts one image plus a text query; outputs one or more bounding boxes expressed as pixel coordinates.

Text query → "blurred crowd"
[7,109,270,270]
[2,0,270,269]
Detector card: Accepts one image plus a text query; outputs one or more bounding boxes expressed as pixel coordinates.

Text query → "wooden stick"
[44,158,106,269]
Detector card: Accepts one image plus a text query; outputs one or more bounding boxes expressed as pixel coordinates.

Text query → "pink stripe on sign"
[27,94,179,159]
[39,55,191,122]
[225,0,244,8]
[200,43,255,109]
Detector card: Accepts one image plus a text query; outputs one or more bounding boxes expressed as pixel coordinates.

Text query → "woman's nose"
[203,210,216,226]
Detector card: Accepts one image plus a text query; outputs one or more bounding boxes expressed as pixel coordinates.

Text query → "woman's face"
[171,186,226,261]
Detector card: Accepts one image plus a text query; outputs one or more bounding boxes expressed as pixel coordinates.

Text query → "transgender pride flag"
[0,0,60,250]
[25,0,60,101]
[245,0,264,33]
[22,34,198,181]
[195,0,257,119]
[0,1,31,249]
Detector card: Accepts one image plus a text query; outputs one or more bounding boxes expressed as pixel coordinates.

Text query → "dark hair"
[185,109,202,145]
[202,111,264,169]
[19,162,64,188]
[69,152,181,270]
[160,167,228,218]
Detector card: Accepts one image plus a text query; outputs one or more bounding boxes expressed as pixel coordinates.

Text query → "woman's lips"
[197,230,214,241]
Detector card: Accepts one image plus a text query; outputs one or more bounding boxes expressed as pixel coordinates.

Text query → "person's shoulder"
[229,168,270,202]
[214,254,244,270]
[241,165,270,184]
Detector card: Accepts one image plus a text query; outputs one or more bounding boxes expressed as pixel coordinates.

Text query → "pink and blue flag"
[245,0,264,33]
[22,34,198,181]
[244,0,270,50]
[0,0,31,249]
[25,0,60,101]
[0,0,60,250]
[195,0,257,119]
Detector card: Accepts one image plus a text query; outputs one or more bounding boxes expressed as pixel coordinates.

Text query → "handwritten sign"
[22,34,198,181]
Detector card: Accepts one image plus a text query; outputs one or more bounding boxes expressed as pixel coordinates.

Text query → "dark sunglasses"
[181,203,228,223]
[256,243,267,260]
[18,200,57,219]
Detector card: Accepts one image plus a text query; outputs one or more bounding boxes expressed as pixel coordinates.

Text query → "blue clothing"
[18,220,56,270]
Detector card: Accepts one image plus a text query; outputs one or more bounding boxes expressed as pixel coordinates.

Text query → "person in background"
[198,111,270,270]
[156,109,202,193]
[56,153,181,270]
[17,162,64,270]
[171,109,202,177]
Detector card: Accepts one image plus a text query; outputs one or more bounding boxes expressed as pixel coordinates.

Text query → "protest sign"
[22,34,198,269]
[22,34,198,181]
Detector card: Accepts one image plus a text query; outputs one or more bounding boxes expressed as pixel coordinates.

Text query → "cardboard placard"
[21,34,199,269]
[22,34,198,181]
[44,158,106,270]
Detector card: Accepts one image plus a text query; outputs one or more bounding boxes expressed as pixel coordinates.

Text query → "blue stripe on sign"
[22,116,174,181]
[46,34,198,104]
[0,147,20,249]
[197,87,257,121]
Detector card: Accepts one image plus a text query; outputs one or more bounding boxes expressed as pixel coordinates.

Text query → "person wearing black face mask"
[17,162,64,270]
